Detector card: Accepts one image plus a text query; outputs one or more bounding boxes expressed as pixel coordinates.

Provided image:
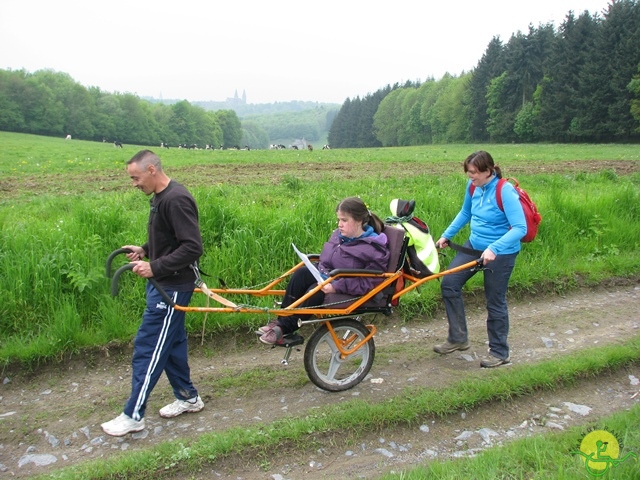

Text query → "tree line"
[3,1,639,149]
[0,69,244,148]
[0,66,339,149]
[329,0,640,147]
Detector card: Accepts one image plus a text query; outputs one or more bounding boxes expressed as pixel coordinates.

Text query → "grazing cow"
[65,134,71,140]
[322,144,331,150]
[291,145,298,150]
[307,144,313,151]
[160,142,170,149]
[114,141,123,148]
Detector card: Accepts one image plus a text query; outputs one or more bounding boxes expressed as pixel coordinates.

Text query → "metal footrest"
[275,333,304,348]
[274,333,304,365]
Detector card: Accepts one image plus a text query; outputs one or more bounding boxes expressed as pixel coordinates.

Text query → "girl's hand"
[321,283,336,294]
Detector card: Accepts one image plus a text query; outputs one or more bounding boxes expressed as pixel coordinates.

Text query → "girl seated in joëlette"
[258,196,391,345]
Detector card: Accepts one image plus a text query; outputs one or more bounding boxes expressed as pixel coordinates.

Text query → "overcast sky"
[1,0,610,105]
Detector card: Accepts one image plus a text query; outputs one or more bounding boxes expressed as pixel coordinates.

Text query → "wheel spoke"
[325,349,342,381]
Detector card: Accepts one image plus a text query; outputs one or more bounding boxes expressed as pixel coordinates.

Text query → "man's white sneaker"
[101,413,145,436]
[159,396,204,418]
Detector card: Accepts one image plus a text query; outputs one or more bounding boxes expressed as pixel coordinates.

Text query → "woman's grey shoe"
[480,356,511,368]
[433,341,470,354]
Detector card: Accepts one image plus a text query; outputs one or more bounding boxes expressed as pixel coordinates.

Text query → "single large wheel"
[303,318,375,392]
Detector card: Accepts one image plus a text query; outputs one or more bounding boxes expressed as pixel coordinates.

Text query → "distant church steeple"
[225,89,247,105]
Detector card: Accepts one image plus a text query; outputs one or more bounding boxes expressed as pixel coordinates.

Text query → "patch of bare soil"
[1,281,639,479]
[2,159,639,200]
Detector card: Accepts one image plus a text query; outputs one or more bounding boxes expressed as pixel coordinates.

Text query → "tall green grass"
[1,132,639,365]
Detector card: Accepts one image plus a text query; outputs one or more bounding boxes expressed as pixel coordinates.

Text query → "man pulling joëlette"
[101,149,205,437]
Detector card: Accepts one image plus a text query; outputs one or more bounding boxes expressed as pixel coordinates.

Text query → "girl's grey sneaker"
[101,413,145,436]
[256,320,278,335]
[259,326,284,345]
[159,396,205,418]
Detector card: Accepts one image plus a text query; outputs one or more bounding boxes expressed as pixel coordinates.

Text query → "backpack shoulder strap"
[495,177,509,211]
[469,179,508,211]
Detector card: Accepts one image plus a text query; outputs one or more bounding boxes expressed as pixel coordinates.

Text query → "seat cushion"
[323,292,386,309]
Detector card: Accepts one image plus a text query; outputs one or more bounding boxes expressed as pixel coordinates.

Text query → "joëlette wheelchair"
[107,212,481,393]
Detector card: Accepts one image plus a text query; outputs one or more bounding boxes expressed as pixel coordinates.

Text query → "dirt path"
[1,282,639,478]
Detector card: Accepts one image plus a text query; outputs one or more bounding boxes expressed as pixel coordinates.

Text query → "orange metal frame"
[169,257,481,318]
[109,246,480,361]
[326,321,376,358]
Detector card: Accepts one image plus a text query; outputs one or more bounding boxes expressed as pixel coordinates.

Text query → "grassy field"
[1,131,640,366]
[2,132,639,178]
[2,132,640,479]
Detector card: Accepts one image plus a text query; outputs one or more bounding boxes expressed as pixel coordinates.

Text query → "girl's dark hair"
[337,197,385,233]
[463,150,502,179]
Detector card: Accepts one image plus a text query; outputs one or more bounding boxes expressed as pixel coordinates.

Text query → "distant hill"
[196,100,340,118]
[143,96,340,118]
[141,96,340,148]
[243,105,339,146]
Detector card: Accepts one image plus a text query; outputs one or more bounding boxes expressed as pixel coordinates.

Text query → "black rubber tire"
[303,318,375,392]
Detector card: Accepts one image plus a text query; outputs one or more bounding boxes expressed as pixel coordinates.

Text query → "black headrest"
[390,199,415,217]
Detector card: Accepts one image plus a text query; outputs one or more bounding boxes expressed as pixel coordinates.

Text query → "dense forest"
[1,0,639,148]
[0,66,337,149]
[329,0,640,147]
[0,68,246,149]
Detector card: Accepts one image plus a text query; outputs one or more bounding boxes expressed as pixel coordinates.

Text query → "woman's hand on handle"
[435,237,449,249]
[481,248,496,265]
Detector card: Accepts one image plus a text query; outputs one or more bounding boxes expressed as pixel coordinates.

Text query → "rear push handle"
[106,248,175,307]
